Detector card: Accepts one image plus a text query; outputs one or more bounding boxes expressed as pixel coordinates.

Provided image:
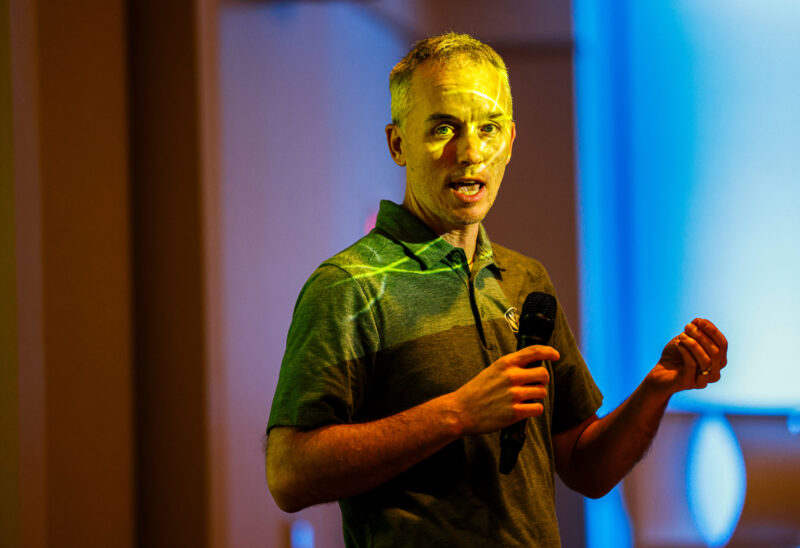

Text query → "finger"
[679,332,712,374]
[508,366,550,387]
[510,384,548,402]
[507,345,560,367]
[674,336,701,385]
[512,401,545,420]
[703,368,722,384]
[685,323,721,367]
[675,341,708,389]
[674,337,697,369]
[692,318,728,366]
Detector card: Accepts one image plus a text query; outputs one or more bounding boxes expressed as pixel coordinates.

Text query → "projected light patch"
[788,408,800,435]
[364,210,378,234]
[291,519,314,548]
[333,241,493,321]
[687,415,746,547]
[654,1,800,413]
[335,241,492,284]
[411,64,515,198]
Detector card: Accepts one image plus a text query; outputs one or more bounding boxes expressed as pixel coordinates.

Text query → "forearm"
[560,319,729,498]
[267,345,557,512]
[267,392,463,512]
[562,378,670,498]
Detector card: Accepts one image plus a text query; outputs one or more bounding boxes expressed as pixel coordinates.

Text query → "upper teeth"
[454,182,481,196]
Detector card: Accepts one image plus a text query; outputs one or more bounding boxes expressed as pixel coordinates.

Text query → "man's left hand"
[648,318,728,396]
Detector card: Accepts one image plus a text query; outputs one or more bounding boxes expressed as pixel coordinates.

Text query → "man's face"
[387,59,516,234]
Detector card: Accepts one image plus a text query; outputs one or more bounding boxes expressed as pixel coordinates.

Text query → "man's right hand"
[449,345,559,437]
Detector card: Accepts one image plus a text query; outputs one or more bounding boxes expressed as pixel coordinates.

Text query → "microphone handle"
[499,333,546,475]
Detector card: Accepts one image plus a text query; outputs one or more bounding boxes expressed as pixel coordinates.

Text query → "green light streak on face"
[440,68,511,122]
[388,60,517,234]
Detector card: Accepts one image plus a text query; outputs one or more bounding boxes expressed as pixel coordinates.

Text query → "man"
[266,33,727,547]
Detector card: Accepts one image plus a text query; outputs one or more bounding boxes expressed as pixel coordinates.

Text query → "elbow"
[266,447,309,513]
[580,483,613,500]
[267,461,308,513]
[271,490,305,514]
[267,469,307,513]
[561,473,616,500]
[577,474,620,499]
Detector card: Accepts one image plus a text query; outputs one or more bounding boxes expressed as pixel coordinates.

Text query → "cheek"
[484,138,510,165]
[426,141,448,162]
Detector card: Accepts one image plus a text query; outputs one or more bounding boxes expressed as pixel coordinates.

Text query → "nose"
[456,131,483,165]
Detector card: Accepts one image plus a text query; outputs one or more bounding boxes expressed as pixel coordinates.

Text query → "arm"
[553,318,728,498]
[266,344,558,513]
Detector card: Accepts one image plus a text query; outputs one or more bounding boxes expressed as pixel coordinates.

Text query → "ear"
[505,122,516,166]
[385,124,406,166]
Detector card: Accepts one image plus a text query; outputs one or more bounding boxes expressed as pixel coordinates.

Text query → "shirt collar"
[374,200,501,271]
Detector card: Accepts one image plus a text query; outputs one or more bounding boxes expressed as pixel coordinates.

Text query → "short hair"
[389,32,512,127]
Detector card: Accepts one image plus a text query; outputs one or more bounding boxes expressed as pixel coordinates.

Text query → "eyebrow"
[425,111,509,124]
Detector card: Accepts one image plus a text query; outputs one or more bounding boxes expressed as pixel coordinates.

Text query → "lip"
[448,178,487,203]
[449,175,487,185]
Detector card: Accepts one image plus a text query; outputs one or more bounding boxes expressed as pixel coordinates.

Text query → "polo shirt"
[268,200,603,547]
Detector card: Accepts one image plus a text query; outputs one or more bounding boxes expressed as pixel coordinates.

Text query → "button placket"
[446,250,469,285]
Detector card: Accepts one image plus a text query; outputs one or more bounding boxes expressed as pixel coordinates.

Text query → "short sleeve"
[267,264,380,433]
[550,300,603,434]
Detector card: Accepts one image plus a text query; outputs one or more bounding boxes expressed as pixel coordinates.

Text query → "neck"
[440,226,478,263]
[400,201,479,263]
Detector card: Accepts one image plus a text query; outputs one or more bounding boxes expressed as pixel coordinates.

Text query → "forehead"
[408,59,511,119]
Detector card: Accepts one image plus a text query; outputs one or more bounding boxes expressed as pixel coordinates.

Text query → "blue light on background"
[686,415,746,547]
[291,519,314,548]
[574,1,800,546]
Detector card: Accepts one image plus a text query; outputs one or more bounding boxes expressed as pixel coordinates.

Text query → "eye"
[481,123,499,134]
[433,124,454,137]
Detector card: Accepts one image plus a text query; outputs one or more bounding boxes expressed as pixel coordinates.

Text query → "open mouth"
[449,181,485,197]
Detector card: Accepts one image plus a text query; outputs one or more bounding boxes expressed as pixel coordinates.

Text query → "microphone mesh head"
[519,292,557,345]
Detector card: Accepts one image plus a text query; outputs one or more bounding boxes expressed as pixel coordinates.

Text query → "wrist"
[642,369,675,406]
[434,392,469,439]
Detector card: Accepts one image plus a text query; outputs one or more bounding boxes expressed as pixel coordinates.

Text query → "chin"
[451,211,487,227]
[463,204,492,223]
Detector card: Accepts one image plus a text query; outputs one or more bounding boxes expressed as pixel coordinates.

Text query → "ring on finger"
[699,366,712,376]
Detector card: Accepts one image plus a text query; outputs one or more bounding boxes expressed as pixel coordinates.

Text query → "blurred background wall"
[2,1,798,547]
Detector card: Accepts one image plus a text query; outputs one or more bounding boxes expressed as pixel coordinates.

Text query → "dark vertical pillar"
[128,0,211,545]
[0,1,20,544]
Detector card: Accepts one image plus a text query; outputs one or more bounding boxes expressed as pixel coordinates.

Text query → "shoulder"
[293,230,400,312]
[321,230,401,274]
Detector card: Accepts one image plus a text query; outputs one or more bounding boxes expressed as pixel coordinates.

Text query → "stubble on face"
[394,58,516,240]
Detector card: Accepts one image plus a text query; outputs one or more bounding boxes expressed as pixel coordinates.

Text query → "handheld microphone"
[498,291,557,474]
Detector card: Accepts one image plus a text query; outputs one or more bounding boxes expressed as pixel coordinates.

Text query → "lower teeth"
[456,185,480,196]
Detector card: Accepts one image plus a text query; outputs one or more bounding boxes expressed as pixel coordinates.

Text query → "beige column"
[3,1,134,547]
